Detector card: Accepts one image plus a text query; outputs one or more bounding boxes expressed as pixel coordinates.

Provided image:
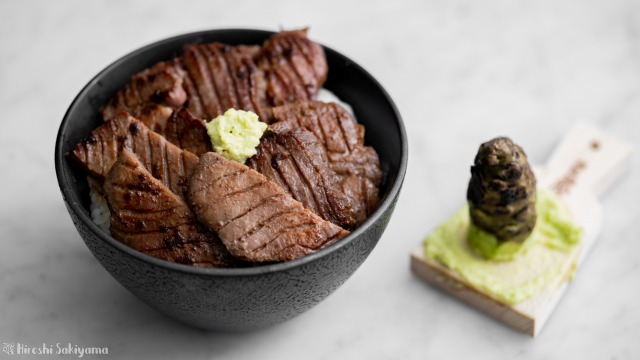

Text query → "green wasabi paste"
[424,189,582,305]
[205,109,268,164]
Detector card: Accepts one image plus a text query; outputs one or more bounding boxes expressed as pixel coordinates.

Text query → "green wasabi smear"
[205,109,268,164]
[424,189,582,305]
[467,223,535,261]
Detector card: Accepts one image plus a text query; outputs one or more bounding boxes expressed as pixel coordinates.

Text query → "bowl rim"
[55,28,408,277]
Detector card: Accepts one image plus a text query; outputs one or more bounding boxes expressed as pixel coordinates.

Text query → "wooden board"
[411,191,600,336]
[410,124,631,337]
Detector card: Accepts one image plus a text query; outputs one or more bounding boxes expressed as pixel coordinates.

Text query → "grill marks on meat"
[101,30,326,127]
[181,30,327,120]
[188,152,349,262]
[164,108,212,156]
[69,113,138,181]
[272,101,361,157]
[101,59,187,120]
[70,30,373,267]
[246,128,357,229]
[259,29,328,108]
[67,112,199,197]
[271,101,382,221]
[104,149,239,267]
[182,43,271,121]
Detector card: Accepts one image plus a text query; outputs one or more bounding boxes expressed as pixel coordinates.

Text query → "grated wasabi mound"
[205,109,268,164]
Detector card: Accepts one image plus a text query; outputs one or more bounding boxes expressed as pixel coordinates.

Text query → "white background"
[1,0,639,359]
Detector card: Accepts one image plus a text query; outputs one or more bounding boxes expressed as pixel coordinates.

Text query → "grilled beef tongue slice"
[103,149,240,267]
[270,100,382,222]
[128,103,174,134]
[246,127,357,229]
[181,43,271,121]
[188,152,349,263]
[100,29,327,128]
[467,137,537,243]
[164,108,212,156]
[258,29,328,107]
[67,112,199,198]
[101,59,187,121]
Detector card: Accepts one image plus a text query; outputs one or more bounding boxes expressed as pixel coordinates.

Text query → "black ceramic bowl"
[55,29,407,331]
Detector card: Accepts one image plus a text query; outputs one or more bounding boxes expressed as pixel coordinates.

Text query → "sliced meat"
[339,171,381,223]
[131,103,174,133]
[188,152,349,262]
[67,112,199,198]
[101,59,187,120]
[164,108,212,156]
[272,100,363,154]
[271,101,382,221]
[182,43,271,121]
[246,128,357,229]
[258,29,328,108]
[100,30,326,128]
[104,149,240,267]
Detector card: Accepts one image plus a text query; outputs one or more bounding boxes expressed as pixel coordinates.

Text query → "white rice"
[89,184,111,235]
[88,88,352,231]
[316,88,355,118]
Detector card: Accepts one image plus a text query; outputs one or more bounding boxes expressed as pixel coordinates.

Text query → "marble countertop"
[1,0,638,358]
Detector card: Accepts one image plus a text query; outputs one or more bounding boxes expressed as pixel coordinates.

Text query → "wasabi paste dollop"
[205,109,268,164]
